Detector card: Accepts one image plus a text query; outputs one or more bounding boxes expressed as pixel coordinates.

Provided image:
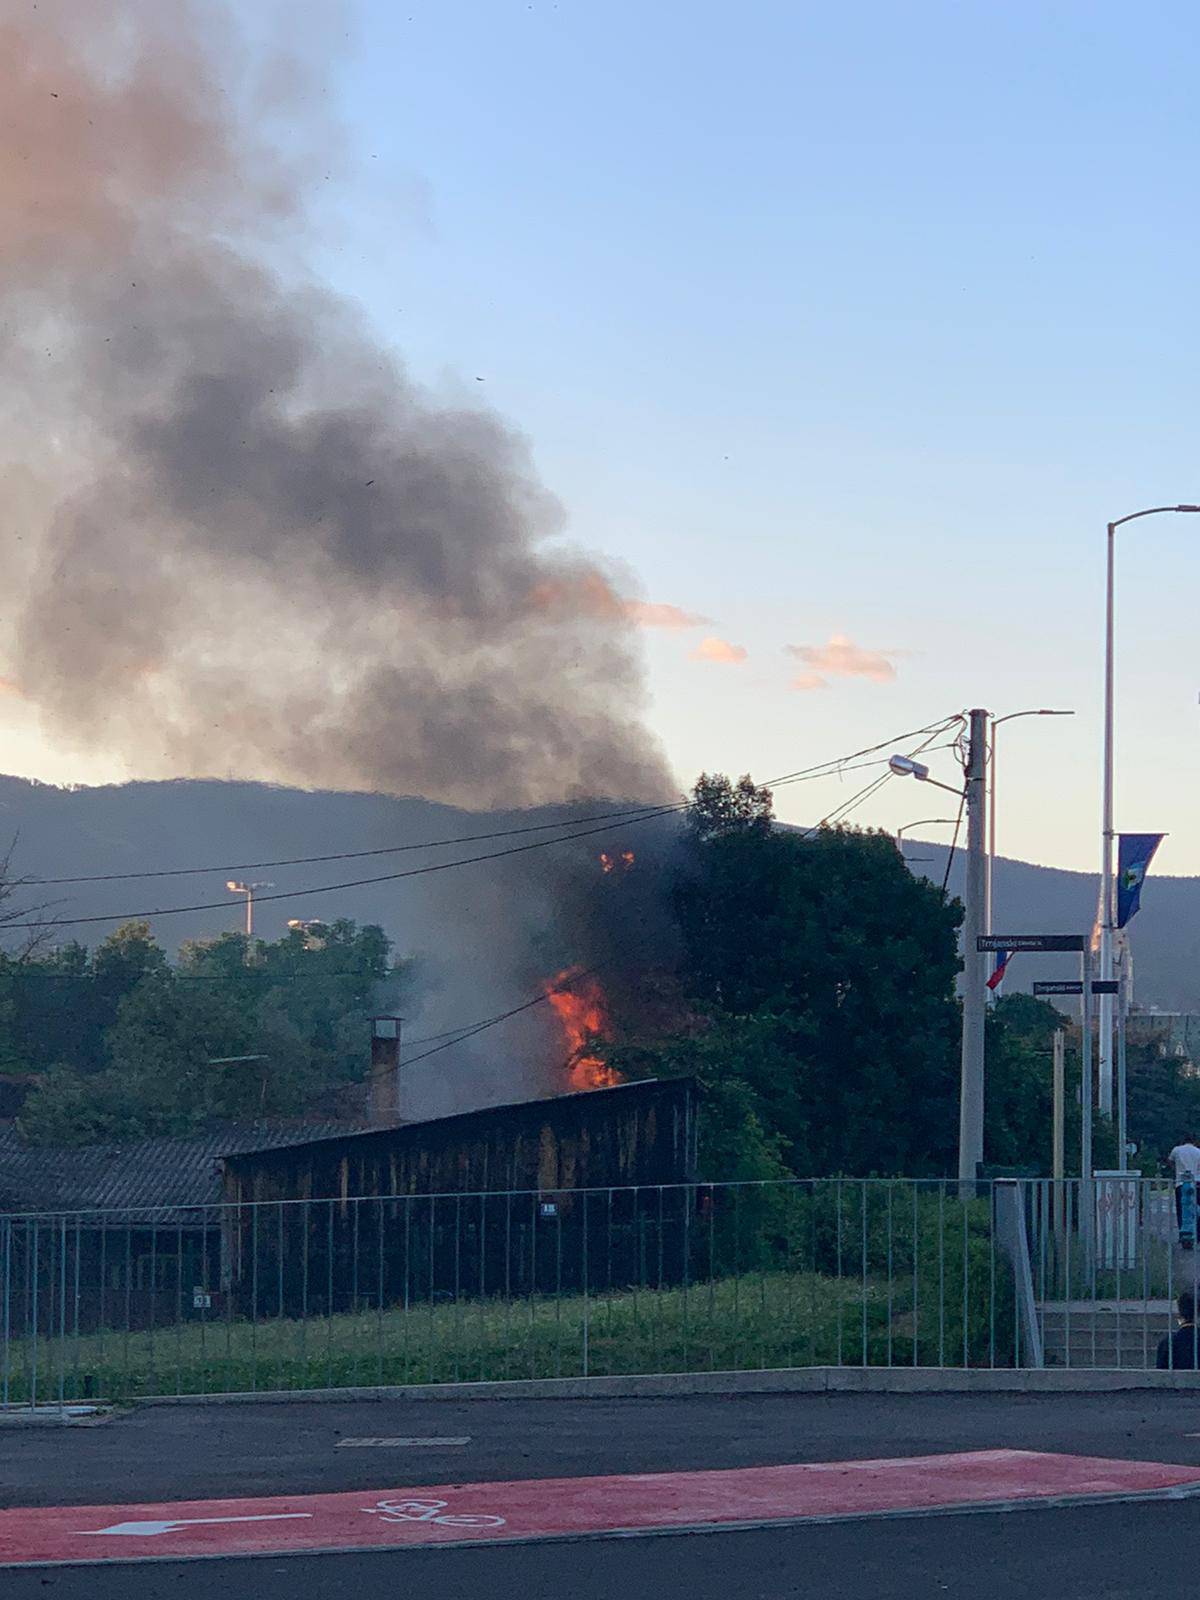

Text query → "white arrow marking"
[80,1513,313,1537]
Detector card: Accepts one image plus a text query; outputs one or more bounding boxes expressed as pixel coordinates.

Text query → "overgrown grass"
[3,1255,1016,1405]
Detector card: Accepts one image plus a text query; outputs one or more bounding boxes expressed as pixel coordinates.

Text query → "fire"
[546,967,621,1091]
[599,850,635,875]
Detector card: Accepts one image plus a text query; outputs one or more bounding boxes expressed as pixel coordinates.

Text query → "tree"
[0,922,168,1078]
[1124,1018,1200,1172]
[687,772,774,841]
[603,776,966,1176]
[17,921,414,1144]
[984,994,1120,1175]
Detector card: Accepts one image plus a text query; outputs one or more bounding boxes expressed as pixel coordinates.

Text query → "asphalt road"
[7,1391,1200,1597]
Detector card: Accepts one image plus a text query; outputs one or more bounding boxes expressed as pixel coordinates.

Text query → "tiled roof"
[0,1120,358,1220]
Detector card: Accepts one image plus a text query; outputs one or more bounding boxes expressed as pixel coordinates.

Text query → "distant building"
[1126,1012,1200,1074]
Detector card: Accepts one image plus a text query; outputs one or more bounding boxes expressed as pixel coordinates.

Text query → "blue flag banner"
[1116,833,1165,929]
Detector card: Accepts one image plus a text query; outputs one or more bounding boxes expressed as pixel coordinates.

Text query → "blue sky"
[10,0,1200,874]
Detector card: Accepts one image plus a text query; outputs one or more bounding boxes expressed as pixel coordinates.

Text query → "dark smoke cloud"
[0,0,671,809]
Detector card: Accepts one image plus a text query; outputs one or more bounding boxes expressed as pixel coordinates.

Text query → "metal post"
[1099,523,1116,1117]
[1100,509,1200,1120]
[986,721,996,938]
[1052,1029,1065,1185]
[1117,960,1129,1173]
[1081,947,1094,1268]
[958,707,988,1194]
[1052,1028,1067,1252]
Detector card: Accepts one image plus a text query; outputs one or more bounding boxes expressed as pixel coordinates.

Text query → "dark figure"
[1157,1291,1200,1370]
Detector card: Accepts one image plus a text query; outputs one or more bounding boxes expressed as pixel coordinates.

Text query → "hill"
[0,775,1193,1013]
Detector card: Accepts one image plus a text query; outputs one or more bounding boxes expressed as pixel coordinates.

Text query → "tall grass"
[4,1240,1016,1405]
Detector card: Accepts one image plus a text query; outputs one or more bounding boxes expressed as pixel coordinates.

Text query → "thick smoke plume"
[0,0,670,809]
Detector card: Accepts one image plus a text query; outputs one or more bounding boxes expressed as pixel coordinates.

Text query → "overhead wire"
[397,969,602,1070]
[0,715,969,1071]
[2,715,967,931]
[26,802,678,886]
[22,717,964,888]
[938,726,971,897]
[401,720,970,1068]
[940,787,968,898]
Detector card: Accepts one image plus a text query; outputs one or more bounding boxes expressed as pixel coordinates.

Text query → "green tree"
[603,776,965,1176]
[18,921,413,1144]
[0,922,167,1078]
[688,772,774,841]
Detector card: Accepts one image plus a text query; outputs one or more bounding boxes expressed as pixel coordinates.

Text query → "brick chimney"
[367,1016,404,1126]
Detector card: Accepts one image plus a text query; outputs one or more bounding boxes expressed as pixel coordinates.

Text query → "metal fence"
[0,1175,1194,1408]
[1024,1174,1199,1370]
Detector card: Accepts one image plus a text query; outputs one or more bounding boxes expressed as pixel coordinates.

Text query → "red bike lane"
[3,1449,1200,1567]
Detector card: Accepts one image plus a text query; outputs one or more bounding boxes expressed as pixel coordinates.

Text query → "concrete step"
[1040,1303,1175,1370]
[1044,1341,1169,1360]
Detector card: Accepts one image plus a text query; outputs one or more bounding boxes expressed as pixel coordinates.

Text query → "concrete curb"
[127,1365,1200,1408]
[0,1405,112,1428]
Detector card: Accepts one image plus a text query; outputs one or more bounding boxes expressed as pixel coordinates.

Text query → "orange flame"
[546,967,621,1091]
[599,850,635,875]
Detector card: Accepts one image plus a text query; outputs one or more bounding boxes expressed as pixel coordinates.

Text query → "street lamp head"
[1176,505,1200,513]
[888,755,931,781]
[226,880,245,893]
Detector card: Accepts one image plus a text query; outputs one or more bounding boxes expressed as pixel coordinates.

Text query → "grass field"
[2,1258,1015,1404]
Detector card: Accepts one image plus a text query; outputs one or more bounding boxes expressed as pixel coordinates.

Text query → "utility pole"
[958,708,988,1194]
[1052,1029,1065,1185]
[1053,1026,1066,1248]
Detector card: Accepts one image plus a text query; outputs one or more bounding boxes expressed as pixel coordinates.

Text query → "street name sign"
[976,934,1087,953]
[1032,980,1119,997]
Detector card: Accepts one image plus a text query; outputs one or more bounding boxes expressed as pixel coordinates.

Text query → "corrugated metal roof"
[0,1120,359,1219]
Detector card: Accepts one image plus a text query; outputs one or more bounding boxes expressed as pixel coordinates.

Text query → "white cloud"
[690,636,748,665]
[624,600,713,630]
[787,633,899,690]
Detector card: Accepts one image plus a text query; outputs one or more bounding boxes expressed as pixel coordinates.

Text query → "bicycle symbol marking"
[362,1499,507,1529]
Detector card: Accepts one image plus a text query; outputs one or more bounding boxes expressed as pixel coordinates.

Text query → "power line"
[27,802,678,886]
[1,808,688,931]
[21,717,961,888]
[397,969,602,1070]
[3,716,965,931]
[940,788,968,898]
[799,720,960,837]
[0,966,405,985]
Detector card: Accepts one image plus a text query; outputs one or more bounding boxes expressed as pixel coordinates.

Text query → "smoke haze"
[0,0,670,810]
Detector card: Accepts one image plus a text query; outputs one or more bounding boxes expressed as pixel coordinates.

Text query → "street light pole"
[986,709,1073,939]
[958,708,989,1193]
[226,879,273,939]
[1100,506,1200,1118]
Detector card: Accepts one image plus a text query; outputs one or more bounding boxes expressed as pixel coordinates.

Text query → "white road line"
[335,1437,472,1448]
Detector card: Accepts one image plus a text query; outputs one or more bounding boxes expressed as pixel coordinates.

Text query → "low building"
[2,1078,700,1332]
[220,1077,699,1316]
[0,1121,350,1333]
[222,1077,698,1205]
